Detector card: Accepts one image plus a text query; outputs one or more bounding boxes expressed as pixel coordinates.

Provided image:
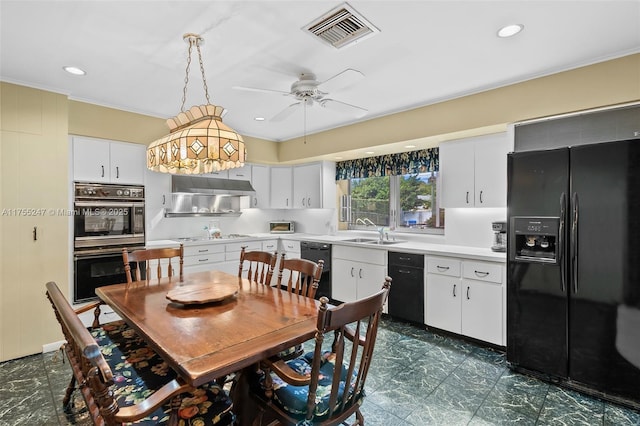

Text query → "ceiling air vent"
[304,3,380,49]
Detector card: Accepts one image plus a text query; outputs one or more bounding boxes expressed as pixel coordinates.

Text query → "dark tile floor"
[2,317,640,425]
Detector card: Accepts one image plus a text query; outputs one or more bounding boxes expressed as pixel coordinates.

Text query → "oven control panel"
[75,182,144,200]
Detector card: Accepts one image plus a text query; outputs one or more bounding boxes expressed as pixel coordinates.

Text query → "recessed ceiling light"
[497,24,524,38]
[334,156,343,160]
[254,117,265,121]
[365,151,375,155]
[405,145,416,148]
[63,66,86,76]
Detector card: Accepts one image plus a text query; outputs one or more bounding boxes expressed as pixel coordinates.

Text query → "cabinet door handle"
[479,190,483,204]
[467,286,470,300]
[266,244,275,249]
[162,195,166,205]
[453,284,457,297]
[253,197,257,207]
[116,166,120,179]
[474,270,489,278]
[466,191,469,204]
[359,268,363,279]
[307,197,311,206]
[350,267,355,277]
[101,165,105,178]
[33,226,37,241]
[286,198,289,207]
[302,198,305,207]
[436,265,450,272]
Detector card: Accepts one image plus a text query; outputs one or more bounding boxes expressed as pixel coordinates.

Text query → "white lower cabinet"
[426,256,504,346]
[183,244,226,273]
[332,246,386,304]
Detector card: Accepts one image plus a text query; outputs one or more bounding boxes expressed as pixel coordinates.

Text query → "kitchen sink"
[365,240,404,245]
[340,238,378,243]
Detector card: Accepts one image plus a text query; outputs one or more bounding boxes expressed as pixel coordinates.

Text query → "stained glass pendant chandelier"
[147,33,245,174]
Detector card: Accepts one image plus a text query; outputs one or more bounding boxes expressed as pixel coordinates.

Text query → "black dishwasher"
[388,251,424,324]
[300,241,332,301]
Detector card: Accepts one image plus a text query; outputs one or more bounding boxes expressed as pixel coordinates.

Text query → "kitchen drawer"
[281,239,300,253]
[463,261,502,284]
[333,245,386,265]
[184,244,225,257]
[261,240,278,252]
[225,241,261,253]
[426,256,461,277]
[388,251,424,268]
[183,252,226,266]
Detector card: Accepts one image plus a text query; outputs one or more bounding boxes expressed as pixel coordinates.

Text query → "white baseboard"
[43,340,66,353]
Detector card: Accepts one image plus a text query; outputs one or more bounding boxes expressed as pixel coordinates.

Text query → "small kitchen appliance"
[491,221,507,252]
[269,221,295,233]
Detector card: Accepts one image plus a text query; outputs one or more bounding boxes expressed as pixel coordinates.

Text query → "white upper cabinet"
[72,136,145,184]
[293,163,322,208]
[440,132,509,208]
[249,164,270,209]
[270,166,293,209]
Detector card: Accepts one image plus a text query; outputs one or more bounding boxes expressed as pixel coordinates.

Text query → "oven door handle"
[75,201,144,208]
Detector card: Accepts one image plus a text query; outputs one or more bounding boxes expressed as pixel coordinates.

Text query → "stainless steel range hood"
[171,175,256,196]
[164,175,255,218]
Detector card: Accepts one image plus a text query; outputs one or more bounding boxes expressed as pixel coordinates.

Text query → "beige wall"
[0,53,639,360]
[1,83,70,360]
[278,53,640,163]
[68,101,281,164]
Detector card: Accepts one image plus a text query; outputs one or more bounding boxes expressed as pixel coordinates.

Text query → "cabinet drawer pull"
[198,249,209,253]
[453,284,457,297]
[467,286,470,300]
[436,265,450,271]
[474,270,490,278]
[266,245,275,249]
[198,258,209,262]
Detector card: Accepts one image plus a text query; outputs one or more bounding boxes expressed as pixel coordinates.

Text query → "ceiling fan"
[233,68,368,122]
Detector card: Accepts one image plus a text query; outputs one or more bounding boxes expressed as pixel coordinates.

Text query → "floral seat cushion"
[91,320,235,425]
[266,351,364,421]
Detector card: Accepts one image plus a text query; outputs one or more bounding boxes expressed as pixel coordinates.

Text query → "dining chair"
[238,246,278,285]
[122,244,184,285]
[250,277,392,426]
[277,255,324,298]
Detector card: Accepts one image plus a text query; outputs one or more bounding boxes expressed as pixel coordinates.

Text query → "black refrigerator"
[507,139,640,407]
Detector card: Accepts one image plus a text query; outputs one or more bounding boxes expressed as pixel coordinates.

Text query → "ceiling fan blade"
[271,102,301,122]
[232,86,291,96]
[320,99,367,118]
[318,69,364,92]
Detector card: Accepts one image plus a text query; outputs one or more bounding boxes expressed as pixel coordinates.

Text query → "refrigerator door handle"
[571,192,579,293]
[559,192,566,292]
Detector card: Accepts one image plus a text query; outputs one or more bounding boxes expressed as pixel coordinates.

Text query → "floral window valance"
[335,147,439,180]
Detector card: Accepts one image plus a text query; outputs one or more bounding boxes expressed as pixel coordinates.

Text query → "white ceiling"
[1,1,639,142]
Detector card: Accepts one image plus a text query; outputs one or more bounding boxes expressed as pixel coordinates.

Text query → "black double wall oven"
[73,182,145,302]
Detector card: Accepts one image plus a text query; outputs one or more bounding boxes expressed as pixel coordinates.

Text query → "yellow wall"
[278,54,640,162]
[1,83,70,360]
[0,53,638,360]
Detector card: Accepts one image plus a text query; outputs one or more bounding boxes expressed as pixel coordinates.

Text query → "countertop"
[147,232,506,263]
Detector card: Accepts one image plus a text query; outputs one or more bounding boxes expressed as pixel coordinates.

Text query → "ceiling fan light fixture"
[147,33,245,175]
[497,24,524,38]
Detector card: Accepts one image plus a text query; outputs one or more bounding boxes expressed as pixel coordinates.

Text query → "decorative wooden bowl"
[166,282,238,305]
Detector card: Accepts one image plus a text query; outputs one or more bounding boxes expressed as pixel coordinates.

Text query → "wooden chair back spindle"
[238,247,277,285]
[277,255,324,298]
[122,244,184,286]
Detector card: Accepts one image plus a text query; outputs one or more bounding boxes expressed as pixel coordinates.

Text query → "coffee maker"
[491,221,507,252]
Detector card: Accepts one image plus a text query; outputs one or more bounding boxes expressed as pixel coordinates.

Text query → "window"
[339,171,444,233]
[335,147,442,233]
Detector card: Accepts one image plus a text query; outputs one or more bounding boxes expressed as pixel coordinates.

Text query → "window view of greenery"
[347,172,444,232]
[350,176,390,226]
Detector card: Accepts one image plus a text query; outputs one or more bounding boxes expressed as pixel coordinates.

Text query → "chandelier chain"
[180,35,211,112]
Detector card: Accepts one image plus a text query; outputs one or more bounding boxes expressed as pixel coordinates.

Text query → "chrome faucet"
[363,218,376,226]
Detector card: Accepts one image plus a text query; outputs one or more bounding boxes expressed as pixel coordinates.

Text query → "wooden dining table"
[96,269,323,422]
